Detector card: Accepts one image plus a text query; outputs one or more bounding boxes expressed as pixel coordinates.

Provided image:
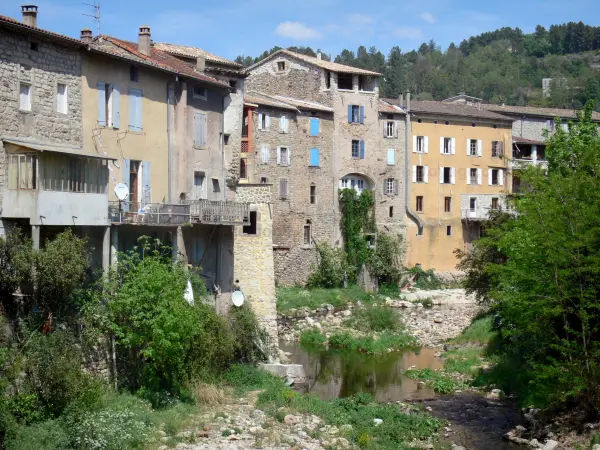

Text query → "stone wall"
[233,185,277,341]
[512,116,556,142]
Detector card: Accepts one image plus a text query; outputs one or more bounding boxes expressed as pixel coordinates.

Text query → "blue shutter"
[142,160,151,206]
[310,118,320,136]
[129,88,143,131]
[310,148,320,167]
[122,158,130,210]
[347,105,352,123]
[359,106,365,124]
[97,81,106,126]
[359,140,365,159]
[112,84,120,129]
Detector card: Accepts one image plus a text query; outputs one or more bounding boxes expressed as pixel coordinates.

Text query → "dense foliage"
[458,103,600,411]
[236,21,600,110]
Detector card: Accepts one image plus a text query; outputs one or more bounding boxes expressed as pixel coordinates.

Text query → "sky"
[1,0,599,60]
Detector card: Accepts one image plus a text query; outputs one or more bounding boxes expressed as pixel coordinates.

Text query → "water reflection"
[280,342,443,402]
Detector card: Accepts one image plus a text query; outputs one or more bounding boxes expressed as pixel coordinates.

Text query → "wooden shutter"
[466,169,471,185]
[477,168,482,185]
[394,179,399,196]
[387,149,394,165]
[424,166,429,183]
[488,169,493,186]
[359,140,365,159]
[310,118,320,136]
[499,141,504,157]
[280,115,288,133]
[97,81,106,126]
[440,137,444,154]
[477,140,482,156]
[258,113,263,130]
[394,122,399,138]
[287,147,292,166]
[424,136,429,153]
[194,112,207,147]
[359,106,365,124]
[451,167,456,185]
[413,135,417,153]
[451,138,456,154]
[112,84,120,128]
[439,167,444,184]
[466,139,470,155]
[412,166,417,183]
[265,114,270,129]
[499,169,504,186]
[347,105,353,123]
[129,88,143,132]
[276,146,281,165]
[142,160,151,205]
[261,144,269,164]
[280,178,288,198]
[122,158,130,209]
[310,148,320,166]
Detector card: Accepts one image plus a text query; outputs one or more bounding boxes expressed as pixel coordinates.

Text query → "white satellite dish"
[184,279,194,306]
[232,290,245,307]
[114,183,129,201]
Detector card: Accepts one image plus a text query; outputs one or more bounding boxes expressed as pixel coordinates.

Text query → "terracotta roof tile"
[379,100,406,114]
[153,42,243,68]
[272,95,333,113]
[383,99,513,122]
[94,36,230,89]
[247,49,381,76]
[0,14,84,47]
[244,92,298,111]
[481,103,600,122]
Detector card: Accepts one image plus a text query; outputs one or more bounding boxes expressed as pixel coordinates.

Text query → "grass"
[449,316,496,345]
[345,305,402,332]
[299,328,327,347]
[299,328,416,354]
[404,368,467,394]
[276,285,379,313]
[192,381,226,405]
[443,347,486,376]
[256,382,441,449]
[222,364,282,395]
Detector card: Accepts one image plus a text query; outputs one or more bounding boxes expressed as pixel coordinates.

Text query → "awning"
[1,138,118,161]
[512,136,545,146]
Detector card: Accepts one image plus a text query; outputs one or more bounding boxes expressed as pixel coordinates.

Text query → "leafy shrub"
[6,419,70,450]
[228,303,269,364]
[347,306,402,332]
[402,266,444,290]
[276,285,368,313]
[299,329,327,348]
[307,244,348,288]
[328,330,415,354]
[368,233,405,284]
[223,364,281,394]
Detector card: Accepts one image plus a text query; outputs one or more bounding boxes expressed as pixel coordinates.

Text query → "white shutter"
[477,168,482,185]
[261,144,269,164]
[280,115,288,133]
[276,146,281,165]
[451,167,456,185]
[451,138,456,155]
[439,167,444,184]
[440,137,444,154]
[413,135,417,153]
[412,165,417,183]
[466,139,470,155]
[258,113,263,130]
[467,170,471,185]
[287,147,292,166]
[387,149,395,165]
[488,169,492,186]
[424,166,429,183]
[424,136,429,153]
[499,169,504,186]
[477,140,482,156]
[265,114,270,129]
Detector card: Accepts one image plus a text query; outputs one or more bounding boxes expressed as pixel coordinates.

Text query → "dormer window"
[193,86,207,100]
[277,61,286,72]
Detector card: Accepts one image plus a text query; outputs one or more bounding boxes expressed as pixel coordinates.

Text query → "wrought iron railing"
[189,199,249,225]
[109,201,191,225]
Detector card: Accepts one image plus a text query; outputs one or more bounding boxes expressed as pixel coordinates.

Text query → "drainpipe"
[221,95,226,202]
[404,91,424,234]
[167,82,173,203]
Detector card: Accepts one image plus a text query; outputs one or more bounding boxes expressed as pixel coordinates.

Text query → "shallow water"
[281,341,522,449]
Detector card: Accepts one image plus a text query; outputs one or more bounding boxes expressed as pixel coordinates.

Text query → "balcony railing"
[190,199,249,225]
[512,158,549,170]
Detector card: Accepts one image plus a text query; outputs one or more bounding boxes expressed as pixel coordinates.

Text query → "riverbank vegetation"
[457,103,600,419]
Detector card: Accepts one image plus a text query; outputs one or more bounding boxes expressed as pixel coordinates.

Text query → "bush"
[299,329,327,348]
[368,233,405,285]
[347,305,402,332]
[328,330,415,354]
[307,244,348,288]
[228,304,270,364]
[223,364,281,394]
[6,419,70,450]
[402,266,444,290]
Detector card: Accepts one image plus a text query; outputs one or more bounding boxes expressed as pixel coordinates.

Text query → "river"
[281,341,523,449]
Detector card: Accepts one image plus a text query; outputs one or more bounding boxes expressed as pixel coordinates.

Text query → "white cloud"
[392,27,425,40]
[275,22,322,40]
[420,12,437,24]
[347,13,375,26]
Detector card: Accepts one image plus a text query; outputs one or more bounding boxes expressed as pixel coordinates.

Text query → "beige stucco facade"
[407,117,511,271]
[82,53,170,204]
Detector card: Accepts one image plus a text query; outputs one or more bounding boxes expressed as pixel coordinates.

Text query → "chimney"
[196,55,206,72]
[317,51,322,61]
[398,93,404,107]
[21,5,38,28]
[138,25,151,56]
[406,91,411,112]
[80,27,93,44]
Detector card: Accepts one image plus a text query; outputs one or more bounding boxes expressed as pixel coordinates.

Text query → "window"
[97,82,122,128]
[280,115,289,133]
[415,165,425,183]
[416,136,425,153]
[129,88,143,131]
[351,140,360,158]
[105,84,114,126]
[130,66,139,82]
[310,118,320,136]
[240,158,247,179]
[30,42,38,51]
[40,154,108,194]
[491,169,499,185]
[442,137,452,154]
[243,211,257,235]
[19,83,31,111]
[489,168,503,186]
[277,61,286,72]
[446,225,452,236]
[386,121,395,138]
[416,196,424,212]
[279,178,288,199]
[389,206,394,218]
[193,112,207,147]
[469,197,477,212]
[7,154,37,189]
[358,75,374,91]
[491,197,499,210]
[260,177,268,184]
[310,184,316,204]
[468,139,480,156]
[492,141,503,158]
[387,148,395,165]
[340,176,367,194]
[193,86,207,100]
[258,113,269,130]
[303,221,312,245]
[229,79,237,92]
[56,83,67,114]
[442,167,451,184]
[338,73,353,90]
[212,178,220,193]
[444,196,451,213]
[349,105,361,123]
[193,171,205,200]
[385,178,396,195]
[325,70,331,89]
[309,148,320,167]
[278,147,290,166]
[128,160,140,204]
[546,119,554,131]
[468,168,478,185]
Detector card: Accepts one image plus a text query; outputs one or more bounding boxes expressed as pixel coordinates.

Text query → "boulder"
[542,441,559,450]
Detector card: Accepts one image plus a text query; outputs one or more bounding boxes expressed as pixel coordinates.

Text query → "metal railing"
[511,158,549,170]
[190,199,249,226]
[109,201,191,226]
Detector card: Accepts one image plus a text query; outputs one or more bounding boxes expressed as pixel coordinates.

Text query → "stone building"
[0,6,112,270]
[384,97,513,272]
[245,50,407,285]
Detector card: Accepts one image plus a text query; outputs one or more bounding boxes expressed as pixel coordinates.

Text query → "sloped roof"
[481,103,600,122]
[244,92,298,111]
[246,49,381,76]
[442,94,483,103]
[383,98,512,122]
[153,42,243,68]
[271,95,333,113]
[379,100,406,114]
[0,14,85,47]
[91,36,230,89]
[513,136,545,145]
[245,91,333,113]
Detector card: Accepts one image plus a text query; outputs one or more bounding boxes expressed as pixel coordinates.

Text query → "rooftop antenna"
[83,2,100,37]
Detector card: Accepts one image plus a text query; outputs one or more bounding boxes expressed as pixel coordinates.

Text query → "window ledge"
[193,145,208,150]
[358,90,376,94]
[18,109,32,114]
[338,88,355,92]
[192,95,207,101]
[308,165,320,169]
[301,245,313,250]
[127,130,143,136]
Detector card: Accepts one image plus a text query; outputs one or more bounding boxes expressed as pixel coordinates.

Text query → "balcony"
[461,194,509,221]
[511,158,549,170]
[109,200,250,226]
